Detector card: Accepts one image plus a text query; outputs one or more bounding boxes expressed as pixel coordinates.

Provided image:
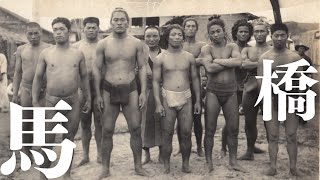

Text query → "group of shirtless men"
[12,7,303,180]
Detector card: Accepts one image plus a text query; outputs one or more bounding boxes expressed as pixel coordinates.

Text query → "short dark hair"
[110,7,129,22]
[83,17,100,27]
[231,19,253,42]
[144,26,160,36]
[182,17,198,30]
[207,15,225,32]
[270,23,288,35]
[52,17,71,30]
[163,24,185,48]
[26,22,41,30]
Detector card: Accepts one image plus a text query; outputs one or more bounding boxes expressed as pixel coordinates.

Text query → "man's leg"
[192,93,204,156]
[98,91,120,179]
[204,92,220,172]
[221,125,227,157]
[239,89,259,160]
[78,90,93,166]
[92,97,102,163]
[263,108,279,176]
[177,98,193,173]
[285,113,302,176]
[121,90,148,176]
[222,93,246,172]
[161,98,177,174]
[20,87,33,159]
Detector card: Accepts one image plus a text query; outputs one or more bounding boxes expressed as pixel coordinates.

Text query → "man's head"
[164,24,185,49]
[231,19,253,43]
[25,22,42,45]
[144,26,160,49]
[207,15,226,44]
[183,17,198,38]
[270,23,288,50]
[110,7,129,34]
[83,17,100,40]
[252,20,269,44]
[52,17,71,44]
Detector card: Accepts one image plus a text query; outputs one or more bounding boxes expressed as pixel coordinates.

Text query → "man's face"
[184,20,197,37]
[84,23,99,40]
[237,26,250,42]
[26,27,41,45]
[168,28,184,49]
[271,30,287,49]
[253,25,268,43]
[208,25,225,44]
[298,47,306,55]
[145,28,160,48]
[52,22,70,44]
[111,12,128,34]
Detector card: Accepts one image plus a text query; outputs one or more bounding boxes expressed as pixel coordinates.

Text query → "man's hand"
[155,104,165,117]
[194,102,201,114]
[95,95,104,113]
[32,101,41,107]
[82,100,91,114]
[12,95,20,104]
[139,93,146,109]
[195,58,204,66]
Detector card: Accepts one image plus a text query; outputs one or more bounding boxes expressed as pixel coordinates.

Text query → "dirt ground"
[0,108,319,180]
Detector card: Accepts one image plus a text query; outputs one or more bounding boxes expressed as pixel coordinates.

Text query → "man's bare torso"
[158,51,193,91]
[183,41,205,58]
[73,40,97,78]
[101,35,140,84]
[247,46,272,62]
[19,42,50,84]
[43,46,83,96]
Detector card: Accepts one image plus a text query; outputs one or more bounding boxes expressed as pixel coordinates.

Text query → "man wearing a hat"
[295,44,313,72]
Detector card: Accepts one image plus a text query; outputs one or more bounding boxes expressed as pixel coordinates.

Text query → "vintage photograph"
[0,0,319,179]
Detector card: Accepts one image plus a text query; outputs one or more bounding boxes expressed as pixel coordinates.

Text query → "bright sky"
[0,0,319,31]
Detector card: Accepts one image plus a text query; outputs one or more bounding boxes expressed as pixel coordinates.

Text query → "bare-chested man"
[32,17,91,180]
[153,24,201,174]
[196,16,246,172]
[12,22,50,159]
[179,17,206,157]
[93,8,149,178]
[238,20,271,161]
[73,17,102,166]
[257,23,302,177]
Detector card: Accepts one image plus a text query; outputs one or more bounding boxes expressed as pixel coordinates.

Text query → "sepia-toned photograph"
[0,0,319,179]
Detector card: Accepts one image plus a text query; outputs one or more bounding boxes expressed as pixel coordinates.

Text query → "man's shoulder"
[286,49,301,60]
[182,50,194,59]
[259,49,273,60]
[17,44,28,52]
[227,42,238,49]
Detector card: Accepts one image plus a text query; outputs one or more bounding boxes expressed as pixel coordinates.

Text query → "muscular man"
[238,20,271,160]
[153,24,201,174]
[73,17,102,166]
[32,17,91,180]
[180,17,206,157]
[257,23,302,176]
[12,22,50,158]
[93,8,149,178]
[196,16,246,172]
[141,26,163,164]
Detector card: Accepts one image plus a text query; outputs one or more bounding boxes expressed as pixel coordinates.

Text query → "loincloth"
[206,80,237,106]
[162,87,191,111]
[45,91,79,106]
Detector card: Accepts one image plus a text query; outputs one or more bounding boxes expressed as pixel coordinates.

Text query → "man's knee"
[129,125,141,137]
[205,127,215,137]
[268,133,279,143]
[227,124,239,137]
[81,117,92,130]
[179,127,191,140]
[102,126,115,138]
[286,131,297,144]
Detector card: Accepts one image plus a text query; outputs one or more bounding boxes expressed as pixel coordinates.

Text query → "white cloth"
[161,87,191,108]
[0,54,9,109]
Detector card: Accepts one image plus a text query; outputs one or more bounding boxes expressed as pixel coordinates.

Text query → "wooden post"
[270,0,282,24]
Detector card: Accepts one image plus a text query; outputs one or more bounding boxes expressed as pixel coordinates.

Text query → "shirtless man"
[257,23,302,177]
[238,20,271,161]
[153,24,201,173]
[196,16,246,172]
[180,17,206,157]
[93,8,149,178]
[32,17,91,180]
[12,22,50,159]
[73,17,102,166]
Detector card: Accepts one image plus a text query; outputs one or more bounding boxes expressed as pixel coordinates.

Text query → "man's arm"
[32,50,46,105]
[213,44,242,68]
[196,45,224,73]
[79,52,91,104]
[190,56,201,113]
[256,55,265,89]
[0,54,7,81]
[137,42,149,108]
[93,41,104,98]
[152,55,162,108]
[241,47,258,69]
[12,47,23,98]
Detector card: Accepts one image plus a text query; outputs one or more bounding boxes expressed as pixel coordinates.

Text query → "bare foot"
[142,156,151,165]
[228,164,248,173]
[218,150,227,159]
[182,165,192,173]
[254,146,265,154]
[97,169,111,180]
[290,168,303,177]
[97,156,102,164]
[158,155,164,164]
[238,152,254,161]
[197,147,205,157]
[262,167,277,176]
[135,167,150,176]
[207,162,214,173]
[77,158,89,167]
[164,165,170,174]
